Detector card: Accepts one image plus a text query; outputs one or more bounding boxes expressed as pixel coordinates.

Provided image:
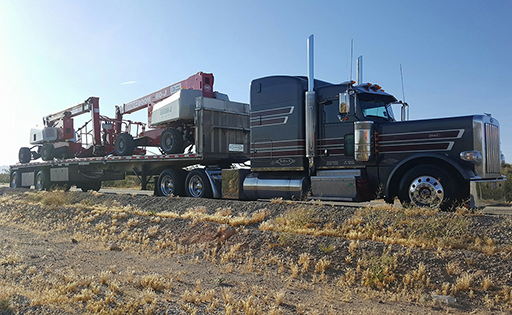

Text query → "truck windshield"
[358,94,396,122]
[361,103,395,121]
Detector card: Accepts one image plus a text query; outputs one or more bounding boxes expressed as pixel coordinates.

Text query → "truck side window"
[323,98,341,124]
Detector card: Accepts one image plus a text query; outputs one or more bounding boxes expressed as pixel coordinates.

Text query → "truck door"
[316,101,356,169]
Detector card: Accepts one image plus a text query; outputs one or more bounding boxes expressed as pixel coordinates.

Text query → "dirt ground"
[0,187,511,314]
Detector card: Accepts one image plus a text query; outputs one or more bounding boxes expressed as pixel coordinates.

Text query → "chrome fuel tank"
[243,173,309,200]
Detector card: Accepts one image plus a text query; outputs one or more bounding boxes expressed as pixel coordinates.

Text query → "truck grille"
[485,123,500,174]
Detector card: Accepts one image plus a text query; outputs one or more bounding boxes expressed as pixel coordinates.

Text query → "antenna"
[399,64,409,121]
[350,39,353,82]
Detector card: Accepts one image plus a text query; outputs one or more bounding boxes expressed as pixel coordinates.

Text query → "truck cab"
[245,75,505,210]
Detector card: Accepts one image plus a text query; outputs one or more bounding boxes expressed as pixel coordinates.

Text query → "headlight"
[460,150,482,164]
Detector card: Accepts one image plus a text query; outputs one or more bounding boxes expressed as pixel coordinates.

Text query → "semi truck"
[9,35,506,210]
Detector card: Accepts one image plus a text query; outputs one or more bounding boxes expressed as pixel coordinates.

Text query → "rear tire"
[156,169,185,196]
[115,133,135,156]
[160,129,184,154]
[19,147,31,163]
[40,143,55,161]
[398,165,457,211]
[185,169,212,198]
[10,171,19,188]
[35,170,49,191]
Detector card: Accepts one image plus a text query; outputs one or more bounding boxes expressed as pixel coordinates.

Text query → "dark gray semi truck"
[10,35,505,210]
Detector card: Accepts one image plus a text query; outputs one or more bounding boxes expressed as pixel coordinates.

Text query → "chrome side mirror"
[339,91,353,122]
[339,92,349,114]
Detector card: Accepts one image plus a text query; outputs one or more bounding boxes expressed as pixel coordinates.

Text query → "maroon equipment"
[114,72,215,155]
[19,97,145,163]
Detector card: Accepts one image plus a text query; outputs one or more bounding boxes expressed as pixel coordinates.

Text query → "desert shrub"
[502,163,512,202]
[0,169,10,183]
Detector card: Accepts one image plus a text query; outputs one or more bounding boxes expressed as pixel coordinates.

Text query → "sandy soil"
[0,187,511,314]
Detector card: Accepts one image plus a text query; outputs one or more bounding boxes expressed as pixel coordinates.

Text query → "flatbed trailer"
[9,35,506,209]
[10,97,250,198]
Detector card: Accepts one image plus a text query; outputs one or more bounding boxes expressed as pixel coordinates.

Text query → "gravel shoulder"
[0,187,511,314]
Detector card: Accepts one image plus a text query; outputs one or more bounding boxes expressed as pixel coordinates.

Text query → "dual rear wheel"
[155,168,212,198]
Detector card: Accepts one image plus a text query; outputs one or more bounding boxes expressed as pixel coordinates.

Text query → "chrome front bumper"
[470,178,506,208]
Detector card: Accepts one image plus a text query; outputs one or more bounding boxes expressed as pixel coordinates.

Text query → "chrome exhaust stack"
[305,34,316,175]
[356,56,363,85]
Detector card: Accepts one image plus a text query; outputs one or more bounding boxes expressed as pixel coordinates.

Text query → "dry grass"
[182,206,269,227]
[259,203,506,255]
[456,273,474,291]
[0,190,511,314]
[482,277,493,291]
[446,260,461,275]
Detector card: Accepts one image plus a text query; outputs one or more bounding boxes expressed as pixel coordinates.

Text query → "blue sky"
[0,0,511,167]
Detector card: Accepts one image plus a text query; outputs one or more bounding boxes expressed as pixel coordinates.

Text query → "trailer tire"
[185,169,212,198]
[160,129,184,154]
[19,147,31,163]
[115,133,135,156]
[40,143,55,161]
[10,171,19,188]
[35,170,49,191]
[156,169,185,196]
[398,165,457,211]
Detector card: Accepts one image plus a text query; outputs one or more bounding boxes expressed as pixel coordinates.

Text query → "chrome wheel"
[187,174,204,197]
[35,171,48,191]
[160,174,175,196]
[185,169,212,198]
[155,169,184,196]
[408,175,444,208]
[10,171,18,188]
[399,165,457,211]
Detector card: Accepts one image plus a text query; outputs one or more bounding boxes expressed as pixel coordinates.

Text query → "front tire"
[398,165,457,211]
[185,169,212,198]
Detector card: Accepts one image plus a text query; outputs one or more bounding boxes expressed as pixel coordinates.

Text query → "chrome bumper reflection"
[470,178,506,208]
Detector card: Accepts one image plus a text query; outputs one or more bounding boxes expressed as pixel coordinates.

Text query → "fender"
[384,153,473,201]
